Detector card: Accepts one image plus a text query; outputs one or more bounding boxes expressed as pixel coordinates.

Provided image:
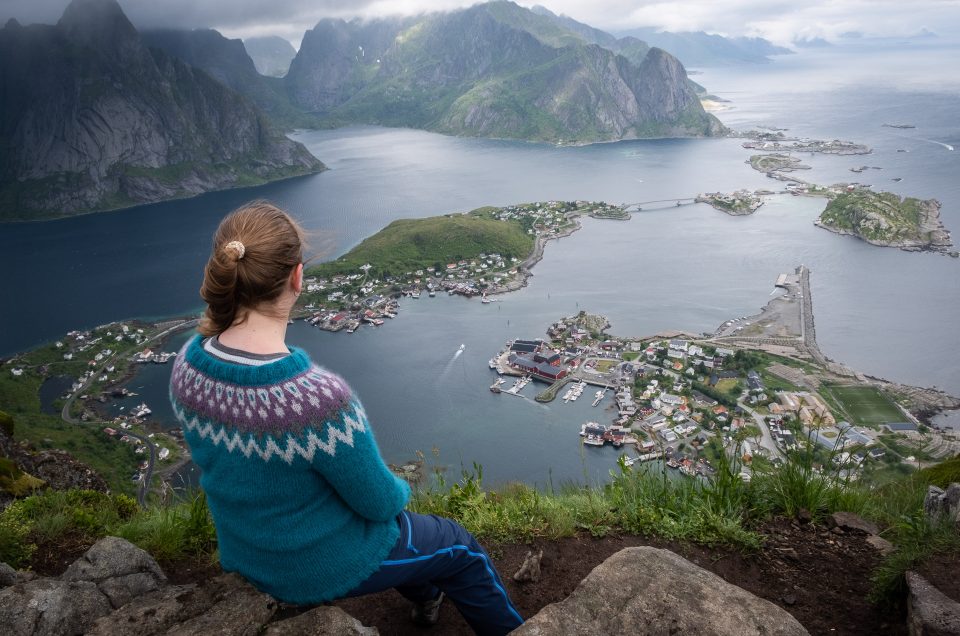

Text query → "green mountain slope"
[286,1,724,143]
[308,213,534,279]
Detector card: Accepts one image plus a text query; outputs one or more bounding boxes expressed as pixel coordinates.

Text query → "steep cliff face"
[286,16,412,115]
[284,1,723,143]
[0,0,323,220]
[141,29,313,129]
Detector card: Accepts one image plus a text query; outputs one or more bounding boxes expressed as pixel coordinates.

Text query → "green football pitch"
[821,385,904,426]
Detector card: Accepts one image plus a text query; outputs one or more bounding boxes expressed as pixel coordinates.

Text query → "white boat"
[411,290,421,299]
[131,402,152,418]
[459,344,466,352]
[592,389,606,407]
[429,290,436,297]
[488,358,497,369]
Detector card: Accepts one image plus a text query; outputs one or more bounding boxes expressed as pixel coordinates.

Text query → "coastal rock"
[0,578,112,636]
[906,571,960,635]
[512,546,809,636]
[261,606,378,635]
[816,192,953,255]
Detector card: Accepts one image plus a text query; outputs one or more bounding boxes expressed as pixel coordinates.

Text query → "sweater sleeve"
[306,391,410,522]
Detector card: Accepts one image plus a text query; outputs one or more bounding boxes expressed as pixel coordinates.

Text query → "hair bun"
[224,240,245,260]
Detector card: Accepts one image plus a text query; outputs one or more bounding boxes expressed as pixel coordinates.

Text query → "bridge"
[622,197,698,212]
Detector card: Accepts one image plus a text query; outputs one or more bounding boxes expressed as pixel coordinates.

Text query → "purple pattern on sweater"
[170,355,352,436]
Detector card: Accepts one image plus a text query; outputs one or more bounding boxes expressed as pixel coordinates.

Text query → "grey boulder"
[907,571,960,636]
[512,546,808,636]
[62,536,167,608]
[262,605,379,635]
[0,578,112,636]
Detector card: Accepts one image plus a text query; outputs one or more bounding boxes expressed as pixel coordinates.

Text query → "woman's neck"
[217,308,291,355]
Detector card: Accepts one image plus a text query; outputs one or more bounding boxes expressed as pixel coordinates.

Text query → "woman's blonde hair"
[198,201,307,336]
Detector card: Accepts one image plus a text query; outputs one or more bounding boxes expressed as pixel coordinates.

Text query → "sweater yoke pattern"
[169,335,367,464]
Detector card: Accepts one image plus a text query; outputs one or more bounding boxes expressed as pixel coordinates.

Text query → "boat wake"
[438,345,466,383]
[918,138,955,151]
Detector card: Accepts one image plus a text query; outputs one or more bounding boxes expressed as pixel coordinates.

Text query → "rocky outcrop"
[285,1,724,144]
[906,571,960,636]
[925,483,960,531]
[0,0,323,221]
[513,546,809,635]
[0,536,379,636]
[0,424,108,508]
[141,29,312,129]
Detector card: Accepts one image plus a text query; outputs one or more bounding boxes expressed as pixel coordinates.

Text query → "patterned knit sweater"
[168,333,410,604]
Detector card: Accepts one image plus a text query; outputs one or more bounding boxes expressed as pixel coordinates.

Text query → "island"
[696,190,766,215]
[742,136,955,255]
[748,153,811,179]
[816,191,955,254]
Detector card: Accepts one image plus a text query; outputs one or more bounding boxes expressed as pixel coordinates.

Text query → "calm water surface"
[2,42,958,483]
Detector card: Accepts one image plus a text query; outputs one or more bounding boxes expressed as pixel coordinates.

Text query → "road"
[737,399,784,460]
[60,317,197,507]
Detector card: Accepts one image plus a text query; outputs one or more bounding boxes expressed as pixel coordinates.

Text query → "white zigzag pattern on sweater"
[172,401,367,464]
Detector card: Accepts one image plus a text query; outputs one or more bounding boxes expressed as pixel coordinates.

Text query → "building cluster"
[496,312,919,478]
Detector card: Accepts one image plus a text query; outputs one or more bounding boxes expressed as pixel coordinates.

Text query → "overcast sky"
[2,0,957,47]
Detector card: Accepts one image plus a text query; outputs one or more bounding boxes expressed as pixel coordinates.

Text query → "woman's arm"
[306,395,411,522]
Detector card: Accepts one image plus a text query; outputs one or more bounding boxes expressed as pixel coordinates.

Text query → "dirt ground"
[332,518,906,636]
[30,517,911,635]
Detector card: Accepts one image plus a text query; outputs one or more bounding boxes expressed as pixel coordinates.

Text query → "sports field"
[821,385,904,426]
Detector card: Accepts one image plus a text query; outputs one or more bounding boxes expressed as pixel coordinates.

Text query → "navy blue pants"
[344,511,524,635]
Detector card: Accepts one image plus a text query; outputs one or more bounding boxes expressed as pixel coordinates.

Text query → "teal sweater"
[167,334,410,604]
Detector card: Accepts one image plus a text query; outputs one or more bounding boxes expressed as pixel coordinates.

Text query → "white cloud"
[3,0,959,47]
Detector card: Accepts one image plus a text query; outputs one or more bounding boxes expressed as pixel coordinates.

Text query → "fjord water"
[2,42,958,484]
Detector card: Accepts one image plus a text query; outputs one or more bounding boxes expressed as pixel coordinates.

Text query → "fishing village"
[296,200,628,334]
[484,266,960,481]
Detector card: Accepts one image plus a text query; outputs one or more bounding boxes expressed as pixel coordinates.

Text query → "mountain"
[141,28,315,128]
[613,27,793,67]
[0,0,323,221]
[285,1,724,144]
[244,35,297,77]
[528,4,650,66]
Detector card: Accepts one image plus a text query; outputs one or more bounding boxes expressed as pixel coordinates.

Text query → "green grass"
[821,384,905,425]
[0,489,216,569]
[915,455,960,488]
[306,213,534,280]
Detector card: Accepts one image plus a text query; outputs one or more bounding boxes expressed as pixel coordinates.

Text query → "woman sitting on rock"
[168,201,522,635]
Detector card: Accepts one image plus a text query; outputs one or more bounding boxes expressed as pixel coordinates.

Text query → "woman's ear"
[291,263,304,295]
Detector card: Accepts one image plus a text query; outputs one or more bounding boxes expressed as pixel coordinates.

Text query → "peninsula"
[300,201,627,333]
[487,266,960,477]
